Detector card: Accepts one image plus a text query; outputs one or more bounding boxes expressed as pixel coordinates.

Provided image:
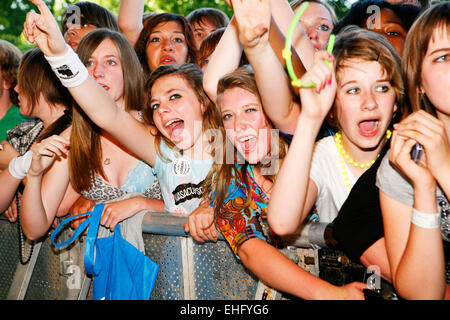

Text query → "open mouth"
[160,56,176,65]
[164,118,185,140]
[68,41,78,49]
[312,42,321,50]
[238,135,257,154]
[98,83,110,91]
[358,119,379,137]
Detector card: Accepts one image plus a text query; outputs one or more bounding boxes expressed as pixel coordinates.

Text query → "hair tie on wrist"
[44,44,89,88]
[411,208,440,229]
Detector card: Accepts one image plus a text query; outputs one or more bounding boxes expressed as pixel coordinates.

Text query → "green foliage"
[328,0,351,19]
[144,0,233,19]
[0,0,55,51]
[1,0,352,52]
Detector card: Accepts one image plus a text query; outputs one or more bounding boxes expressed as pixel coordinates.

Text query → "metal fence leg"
[6,240,42,300]
[59,234,92,300]
[181,237,196,299]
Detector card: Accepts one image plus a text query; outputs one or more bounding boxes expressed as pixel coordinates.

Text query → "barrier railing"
[0,212,352,300]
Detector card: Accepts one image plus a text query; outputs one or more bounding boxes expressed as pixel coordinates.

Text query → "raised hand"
[232,0,271,50]
[393,110,450,181]
[389,129,435,189]
[298,50,336,121]
[23,0,67,57]
[28,135,70,177]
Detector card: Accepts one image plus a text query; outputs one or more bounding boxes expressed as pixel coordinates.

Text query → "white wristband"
[8,150,34,180]
[44,44,89,88]
[411,208,441,229]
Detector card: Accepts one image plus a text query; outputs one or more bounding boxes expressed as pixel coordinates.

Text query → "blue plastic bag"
[51,203,159,300]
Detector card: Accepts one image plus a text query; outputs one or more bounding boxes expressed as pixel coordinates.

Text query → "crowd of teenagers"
[0,0,449,300]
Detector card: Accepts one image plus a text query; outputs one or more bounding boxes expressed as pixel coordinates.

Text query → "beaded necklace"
[334,130,392,192]
[17,123,44,264]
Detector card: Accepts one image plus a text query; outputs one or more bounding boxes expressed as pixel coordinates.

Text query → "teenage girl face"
[220,87,273,164]
[335,59,397,151]
[420,27,450,116]
[297,2,333,50]
[64,16,97,50]
[365,8,407,56]
[146,21,189,72]
[85,39,124,106]
[150,75,205,151]
[14,85,34,117]
[191,18,217,50]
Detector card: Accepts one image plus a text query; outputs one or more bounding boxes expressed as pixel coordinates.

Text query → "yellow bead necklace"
[334,130,392,192]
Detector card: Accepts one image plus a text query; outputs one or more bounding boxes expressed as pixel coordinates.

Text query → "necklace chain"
[334,130,391,192]
[438,196,450,242]
[16,124,44,264]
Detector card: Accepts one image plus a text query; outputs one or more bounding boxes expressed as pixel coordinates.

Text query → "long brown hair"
[402,2,450,115]
[17,48,73,142]
[134,13,197,76]
[204,66,289,214]
[142,63,222,161]
[69,29,145,193]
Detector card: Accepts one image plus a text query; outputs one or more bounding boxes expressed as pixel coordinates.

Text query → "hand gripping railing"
[141,211,333,249]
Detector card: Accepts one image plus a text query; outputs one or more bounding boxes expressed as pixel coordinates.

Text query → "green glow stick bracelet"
[282,1,335,88]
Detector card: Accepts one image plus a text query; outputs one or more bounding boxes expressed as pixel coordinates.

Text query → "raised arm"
[23,0,157,167]
[268,51,335,235]
[270,0,316,70]
[233,0,301,134]
[21,135,72,240]
[118,0,144,46]
[202,16,242,103]
[394,110,450,206]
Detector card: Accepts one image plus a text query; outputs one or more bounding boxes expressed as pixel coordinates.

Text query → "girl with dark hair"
[333,0,421,55]
[118,0,196,76]
[186,7,230,51]
[61,1,119,50]
[134,13,197,76]
[0,48,72,219]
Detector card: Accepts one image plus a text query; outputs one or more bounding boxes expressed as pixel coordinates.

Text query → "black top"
[331,139,391,263]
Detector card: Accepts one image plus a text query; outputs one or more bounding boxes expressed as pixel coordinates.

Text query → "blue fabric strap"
[51,212,92,247]
[84,203,105,275]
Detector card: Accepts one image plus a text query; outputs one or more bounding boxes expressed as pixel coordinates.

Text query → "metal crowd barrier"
[0,213,350,300]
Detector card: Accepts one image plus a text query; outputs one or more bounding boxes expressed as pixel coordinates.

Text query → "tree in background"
[1,0,55,51]
[1,0,352,52]
[329,0,353,18]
